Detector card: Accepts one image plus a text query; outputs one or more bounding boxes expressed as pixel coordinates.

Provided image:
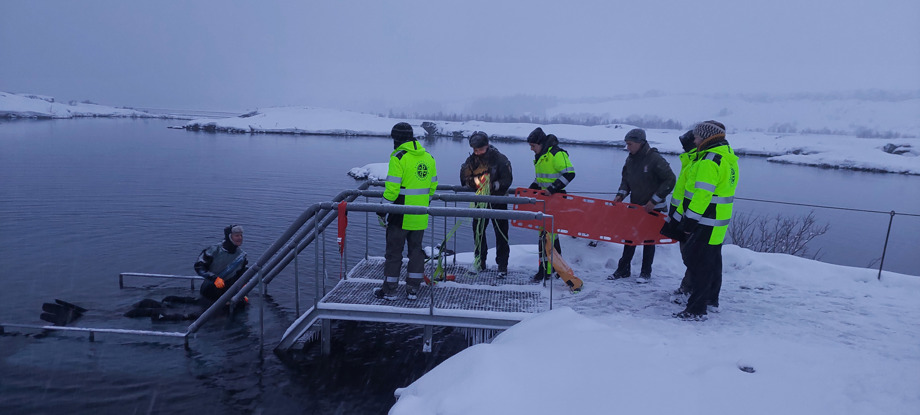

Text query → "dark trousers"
[384,222,426,278]
[617,244,656,274]
[682,235,723,314]
[472,213,510,271]
[538,230,562,274]
[678,241,722,306]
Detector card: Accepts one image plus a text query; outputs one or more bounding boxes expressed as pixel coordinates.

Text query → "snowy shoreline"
[181,106,920,176]
[4,91,919,175]
[0,91,171,120]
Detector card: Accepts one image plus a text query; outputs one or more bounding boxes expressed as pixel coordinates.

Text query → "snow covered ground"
[0,91,162,119]
[390,240,920,415]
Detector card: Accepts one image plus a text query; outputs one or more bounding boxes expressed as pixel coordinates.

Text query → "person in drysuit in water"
[125,225,249,321]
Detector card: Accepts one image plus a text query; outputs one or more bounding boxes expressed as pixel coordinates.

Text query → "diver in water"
[125,224,249,322]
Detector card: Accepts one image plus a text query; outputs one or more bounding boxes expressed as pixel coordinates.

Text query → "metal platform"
[276,257,548,352]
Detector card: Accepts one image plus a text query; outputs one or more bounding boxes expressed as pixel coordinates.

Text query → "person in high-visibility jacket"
[526,127,575,282]
[374,122,439,301]
[673,121,739,320]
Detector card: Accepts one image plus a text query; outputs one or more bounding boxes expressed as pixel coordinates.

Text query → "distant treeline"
[765,123,912,138]
[384,110,684,130]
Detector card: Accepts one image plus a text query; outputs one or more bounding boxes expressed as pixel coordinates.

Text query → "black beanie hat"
[469,131,489,148]
[526,127,547,145]
[391,122,415,144]
[678,130,695,152]
[624,128,647,143]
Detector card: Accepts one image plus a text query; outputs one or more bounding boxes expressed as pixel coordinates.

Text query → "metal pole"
[294,250,300,317]
[322,224,327,295]
[314,211,321,305]
[259,268,265,352]
[452,200,458,265]
[548,215,554,310]
[877,211,895,280]
[365,195,370,260]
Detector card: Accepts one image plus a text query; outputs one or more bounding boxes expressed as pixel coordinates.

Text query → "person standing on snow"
[374,122,439,301]
[609,128,676,283]
[673,121,739,320]
[460,131,514,278]
[526,127,575,282]
[195,224,249,302]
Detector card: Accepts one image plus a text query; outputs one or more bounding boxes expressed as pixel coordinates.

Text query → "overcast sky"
[1,0,918,112]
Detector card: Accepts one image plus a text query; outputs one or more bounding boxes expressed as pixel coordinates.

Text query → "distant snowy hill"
[542,92,920,139]
[4,89,919,174]
[0,91,162,119]
[184,105,920,175]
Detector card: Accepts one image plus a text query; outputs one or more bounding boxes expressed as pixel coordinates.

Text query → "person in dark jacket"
[125,224,248,321]
[609,129,676,283]
[527,127,576,281]
[195,224,249,302]
[460,131,514,277]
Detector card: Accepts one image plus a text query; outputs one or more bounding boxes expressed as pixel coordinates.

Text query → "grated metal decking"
[276,257,549,352]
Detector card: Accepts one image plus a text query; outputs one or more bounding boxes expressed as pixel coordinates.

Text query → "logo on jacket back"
[416,163,429,180]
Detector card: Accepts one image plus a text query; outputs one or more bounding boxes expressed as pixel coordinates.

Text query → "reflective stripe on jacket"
[384,141,439,230]
[532,146,575,190]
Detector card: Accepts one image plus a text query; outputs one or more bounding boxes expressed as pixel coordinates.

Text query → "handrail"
[185,181,373,334]
[231,191,538,303]
[189,180,544,335]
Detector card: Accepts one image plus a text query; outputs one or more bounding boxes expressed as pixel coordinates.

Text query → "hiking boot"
[406,284,420,300]
[533,270,548,282]
[673,310,707,321]
[468,262,484,275]
[497,266,508,279]
[607,268,630,280]
[707,305,720,314]
[636,272,651,284]
[670,288,690,305]
[373,283,398,301]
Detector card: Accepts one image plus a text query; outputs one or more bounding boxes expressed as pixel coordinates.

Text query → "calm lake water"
[1,118,917,413]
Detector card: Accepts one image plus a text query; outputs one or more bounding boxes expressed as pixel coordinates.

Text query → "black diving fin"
[55,299,88,314]
[40,299,86,326]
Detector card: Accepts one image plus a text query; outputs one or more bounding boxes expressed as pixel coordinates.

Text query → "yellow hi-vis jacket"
[667,149,697,224]
[532,146,575,192]
[383,141,439,230]
[677,140,739,245]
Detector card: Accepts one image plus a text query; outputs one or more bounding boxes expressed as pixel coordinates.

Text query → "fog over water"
[1,1,918,113]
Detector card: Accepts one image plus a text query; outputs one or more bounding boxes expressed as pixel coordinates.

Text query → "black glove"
[679,130,695,153]
[659,220,686,242]
[678,216,699,234]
